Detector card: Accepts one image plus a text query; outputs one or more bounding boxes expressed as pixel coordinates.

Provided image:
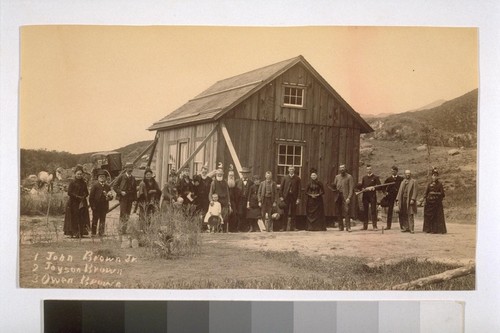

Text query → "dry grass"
[140,204,202,259]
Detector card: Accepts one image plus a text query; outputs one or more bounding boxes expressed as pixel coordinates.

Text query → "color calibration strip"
[44,300,463,333]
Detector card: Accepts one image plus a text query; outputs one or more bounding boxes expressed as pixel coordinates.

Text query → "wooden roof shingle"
[149,55,372,133]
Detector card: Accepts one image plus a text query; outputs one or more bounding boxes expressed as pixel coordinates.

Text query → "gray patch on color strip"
[420,301,464,333]
[124,301,168,333]
[251,301,294,333]
[293,301,336,333]
[379,301,419,333]
[167,301,209,333]
[336,301,378,333]
[209,301,251,333]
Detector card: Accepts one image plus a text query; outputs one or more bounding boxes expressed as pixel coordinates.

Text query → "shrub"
[140,203,202,258]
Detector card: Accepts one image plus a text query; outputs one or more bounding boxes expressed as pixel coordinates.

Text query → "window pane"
[278,166,285,175]
[297,96,302,105]
[279,145,286,154]
[287,146,293,154]
[294,156,301,165]
[279,155,286,164]
[287,156,293,165]
[295,146,302,155]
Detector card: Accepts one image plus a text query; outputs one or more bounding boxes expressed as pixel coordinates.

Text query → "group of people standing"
[337,164,447,234]
[63,162,161,238]
[63,160,447,238]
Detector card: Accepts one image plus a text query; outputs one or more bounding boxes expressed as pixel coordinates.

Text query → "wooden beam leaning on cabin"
[177,124,219,173]
[220,121,244,179]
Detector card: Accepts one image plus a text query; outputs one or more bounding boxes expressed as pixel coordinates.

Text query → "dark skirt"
[246,206,261,220]
[423,199,447,234]
[63,201,90,237]
[306,197,326,231]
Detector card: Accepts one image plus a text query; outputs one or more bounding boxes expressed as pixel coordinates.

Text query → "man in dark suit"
[361,165,381,230]
[279,166,301,231]
[383,166,404,230]
[112,162,137,235]
[235,167,252,232]
[89,169,113,236]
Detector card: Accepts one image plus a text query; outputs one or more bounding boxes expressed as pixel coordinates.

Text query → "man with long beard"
[226,169,239,232]
[209,168,231,232]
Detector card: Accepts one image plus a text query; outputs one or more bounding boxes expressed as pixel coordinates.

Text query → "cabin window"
[178,141,189,169]
[277,143,303,182]
[193,140,205,175]
[167,143,177,177]
[283,86,305,107]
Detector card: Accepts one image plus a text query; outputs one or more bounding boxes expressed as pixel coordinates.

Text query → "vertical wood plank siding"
[154,64,365,217]
[155,123,217,187]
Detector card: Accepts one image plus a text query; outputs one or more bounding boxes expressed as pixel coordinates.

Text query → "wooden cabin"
[148,55,373,218]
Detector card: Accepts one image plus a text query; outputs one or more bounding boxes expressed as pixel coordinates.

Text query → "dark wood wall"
[219,63,363,216]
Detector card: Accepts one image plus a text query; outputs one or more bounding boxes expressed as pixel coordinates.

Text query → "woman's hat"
[96,169,107,176]
[74,164,84,173]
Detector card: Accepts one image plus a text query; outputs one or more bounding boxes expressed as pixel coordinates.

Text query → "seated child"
[204,193,223,232]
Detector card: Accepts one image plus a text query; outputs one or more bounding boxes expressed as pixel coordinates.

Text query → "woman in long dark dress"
[137,168,162,227]
[423,169,447,234]
[64,165,90,237]
[305,169,326,231]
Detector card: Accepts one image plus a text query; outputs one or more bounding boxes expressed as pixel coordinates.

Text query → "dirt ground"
[219,219,476,263]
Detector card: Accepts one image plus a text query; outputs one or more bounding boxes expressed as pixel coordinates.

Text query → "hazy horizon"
[20,26,478,154]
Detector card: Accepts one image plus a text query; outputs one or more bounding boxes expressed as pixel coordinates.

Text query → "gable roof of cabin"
[149,55,373,133]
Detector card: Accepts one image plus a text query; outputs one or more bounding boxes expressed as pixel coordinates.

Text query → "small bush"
[140,203,202,259]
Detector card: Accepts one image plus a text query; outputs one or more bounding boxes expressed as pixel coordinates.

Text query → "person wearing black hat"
[63,165,90,238]
[137,168,162,228]
[112,162,138,235]
[305,168,326,231]
[423,168,447,234]
[89,169,113,236]
[383,166,404,230]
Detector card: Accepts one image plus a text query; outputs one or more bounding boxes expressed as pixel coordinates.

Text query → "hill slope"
[365,89,478,147]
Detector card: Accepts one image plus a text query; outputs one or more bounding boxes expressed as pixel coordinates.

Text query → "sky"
[19,26,478,154]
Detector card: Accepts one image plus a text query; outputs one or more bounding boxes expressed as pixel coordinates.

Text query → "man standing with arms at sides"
[396,169,418,234]
[361,165,381,230]
[112,162,137,235]
[258,171,278,232]
[279,166,301,231]
[332,164,354,232]
[235,167,252,232]
[383,166,404,230]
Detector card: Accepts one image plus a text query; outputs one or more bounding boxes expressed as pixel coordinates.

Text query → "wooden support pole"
[391,264,475,290]
[220,121,243,178]
[146,132,160,167]
[177,124,219,172]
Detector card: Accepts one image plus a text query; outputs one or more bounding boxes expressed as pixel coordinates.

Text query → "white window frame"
[193,139,205,175]
[283,85,305,108]
[276,142,304,182]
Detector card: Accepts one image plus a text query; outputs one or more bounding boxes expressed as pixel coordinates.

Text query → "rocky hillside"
[364,89,478,148]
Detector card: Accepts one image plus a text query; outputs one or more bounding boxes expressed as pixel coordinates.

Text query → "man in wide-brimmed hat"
[89,169,113,236]
[112,162,137,235]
